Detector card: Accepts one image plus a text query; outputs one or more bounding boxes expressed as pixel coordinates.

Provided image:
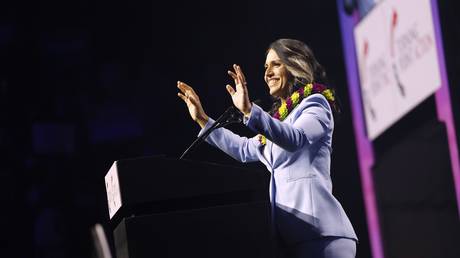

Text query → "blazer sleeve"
[198,118,261,163]
[244,94,332,152]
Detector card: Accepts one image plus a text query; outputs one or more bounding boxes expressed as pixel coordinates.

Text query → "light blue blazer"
[198,93,357,245]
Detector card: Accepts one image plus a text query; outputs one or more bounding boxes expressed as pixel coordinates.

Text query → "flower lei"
[273,83,336,121]
[259,83,336,145]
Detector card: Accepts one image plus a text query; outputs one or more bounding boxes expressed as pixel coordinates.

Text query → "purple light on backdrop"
[431,0,460,217]
[337,3,383,258]
[337,0,460,258]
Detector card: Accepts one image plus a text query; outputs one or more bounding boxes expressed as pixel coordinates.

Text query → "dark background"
[1,0,458,257]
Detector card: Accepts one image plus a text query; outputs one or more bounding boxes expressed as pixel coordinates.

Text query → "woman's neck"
[278,90,290,102]
[279,83,294,101]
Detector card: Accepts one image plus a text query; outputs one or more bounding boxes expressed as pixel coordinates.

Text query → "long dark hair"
[267,39,342,118]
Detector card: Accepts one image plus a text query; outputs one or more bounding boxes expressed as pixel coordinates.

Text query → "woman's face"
[264,49,291,99]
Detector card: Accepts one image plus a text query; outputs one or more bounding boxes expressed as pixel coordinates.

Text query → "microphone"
[179,105,243,160]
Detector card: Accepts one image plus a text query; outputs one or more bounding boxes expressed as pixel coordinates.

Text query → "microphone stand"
[179,106,243,160]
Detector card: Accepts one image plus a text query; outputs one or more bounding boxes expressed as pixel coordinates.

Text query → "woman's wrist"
[242,103,253,118]
[196,114,209,128]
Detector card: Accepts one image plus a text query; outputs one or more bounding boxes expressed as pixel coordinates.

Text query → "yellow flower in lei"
[322,89,335,101]
[278,100,289,120]
[291,91,300,105]
[304,83,313,97]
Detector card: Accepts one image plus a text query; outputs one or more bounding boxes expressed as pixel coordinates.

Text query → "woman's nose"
[265,69,274,77]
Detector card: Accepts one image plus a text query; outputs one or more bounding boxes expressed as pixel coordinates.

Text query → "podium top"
[105,156,269,220]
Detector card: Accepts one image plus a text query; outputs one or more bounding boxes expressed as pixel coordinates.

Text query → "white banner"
[354,0,440,140]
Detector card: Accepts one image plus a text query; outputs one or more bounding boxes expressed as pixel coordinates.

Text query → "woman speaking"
[177,38,358,258]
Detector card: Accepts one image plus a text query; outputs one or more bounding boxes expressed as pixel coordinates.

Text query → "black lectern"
[105,156,274,258]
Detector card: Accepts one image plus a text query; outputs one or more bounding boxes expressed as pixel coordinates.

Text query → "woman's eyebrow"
[265,59,281,66]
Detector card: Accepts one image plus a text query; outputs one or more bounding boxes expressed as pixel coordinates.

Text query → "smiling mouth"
[268,78,279,85]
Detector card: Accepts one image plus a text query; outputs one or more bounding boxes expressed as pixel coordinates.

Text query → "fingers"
[177,81,196,105]
[177,92,188,103]
[231,64,247,91]
[177,80,200,102]
[228,70,238,80]
[228,70,239,88]
[177,81,196,95]
[234,64,246,82]
[177,81,187,93]
[228,64,247,91]
[178,91,200,109]
[231,64,241,83]
[226,84,235,96]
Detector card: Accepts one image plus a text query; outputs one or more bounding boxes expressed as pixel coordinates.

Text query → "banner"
[354,0,440,140]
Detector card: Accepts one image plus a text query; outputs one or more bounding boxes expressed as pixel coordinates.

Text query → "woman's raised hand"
[226,64,252,116]
[177,81,209,128]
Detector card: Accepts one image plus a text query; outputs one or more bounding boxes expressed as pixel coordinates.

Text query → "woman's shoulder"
[298,93,332,113]
[285,93,333,124]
